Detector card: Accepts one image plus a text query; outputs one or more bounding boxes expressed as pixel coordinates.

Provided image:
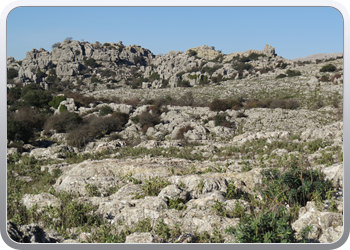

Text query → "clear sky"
[7,7,343,60]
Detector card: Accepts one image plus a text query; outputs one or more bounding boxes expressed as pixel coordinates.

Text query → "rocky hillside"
[6,39,343,244]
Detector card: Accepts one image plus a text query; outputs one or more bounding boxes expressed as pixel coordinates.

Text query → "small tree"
[64,37,73,43]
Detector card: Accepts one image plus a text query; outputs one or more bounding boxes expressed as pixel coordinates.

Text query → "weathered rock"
[292,201,343,242]
[125,232,166,243]
[7,221,64,243]
[21,193,62,211]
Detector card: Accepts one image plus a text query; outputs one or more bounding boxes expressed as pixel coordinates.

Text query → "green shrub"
[98,69,115,77]
[142,177,170,196]
[200,65,221,75]
[178,80,191,87]
[7,120,29,142]
[235,63,252,72]
[46,75,58,84]
[248,52,265,61]
[320,64,336,72]
[8,87,22,101]
[239,56,250,63]
[7,68,18,80]
[36,68,47,78]
[149,72,160,81]
[133,56,143,65]
[225,206,297,243]
[59,105,67,112]
[214,114,230,127]
[188,50,198,57]
[90,76,102,84]
[21,83,42,97]
[48,95,66,109]
[281,63,288,69]
[99,106,114,116]
[199,75,209,85]
[225,181,249,200]
[286,69,301,77]
[84,58,99,68]
[275,74,286,79]
[260,160,333,207]
[131,116,140,124]
[168,198,187,210]
[21,89,52,109]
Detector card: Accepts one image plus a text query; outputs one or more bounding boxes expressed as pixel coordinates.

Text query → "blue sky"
[7,7,343,60]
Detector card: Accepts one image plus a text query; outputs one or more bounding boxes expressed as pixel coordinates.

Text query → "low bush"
[21,88,52,109]
[48,95,66,109]
[178,91,195,106]
[269,99,287,109]
[320,64,336,72]
[7,87,22,101]
[178,80,191,87]
[188,50,198,57]
[214,114,231,127]
[176,125,194,139]
[209,99,230,111]
[286,69,301,77]
[319,75,330,82]
[138,111,161,128]
[260,160,332,207]
[112,112,129,125]
[7,120,30,142]
[211,74,223,83]
[36,68,47,78]
[44,112,83,133]
[243,99,264,109]
[235,63,252,72]
[66,125,92,148]
[133,56,143,65]
[90,76,102,84]
[59,105,67,112]
[276,74,286,79]
[14,107,48,132]
[7,68,18,80]
[84,58,99,68]
[142,177,170,197]
[330,73,342,83]
[149,72,160,81]
[99,106,114,116]
[123,98,141,108]
[248,52,266,61]
[225,206,297,243]
[201,65,222,75]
